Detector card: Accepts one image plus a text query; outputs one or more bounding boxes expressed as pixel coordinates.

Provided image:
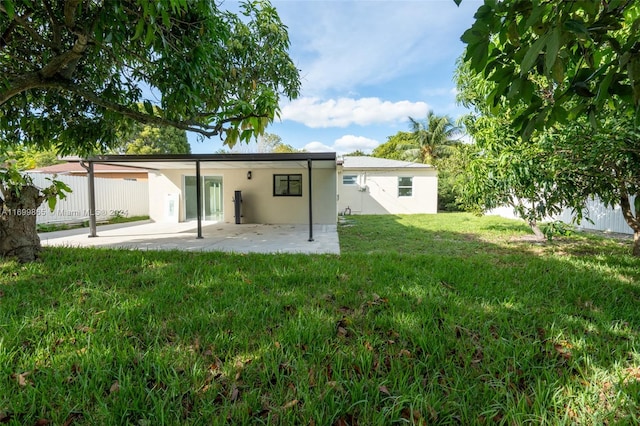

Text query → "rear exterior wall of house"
[148,167,337,225]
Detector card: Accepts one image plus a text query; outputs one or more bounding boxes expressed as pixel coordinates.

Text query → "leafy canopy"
[458,0,640,138]
[115,124,191,155]
[0,0,300,155]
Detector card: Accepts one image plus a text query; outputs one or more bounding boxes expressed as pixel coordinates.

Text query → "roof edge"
[87,152,337,163]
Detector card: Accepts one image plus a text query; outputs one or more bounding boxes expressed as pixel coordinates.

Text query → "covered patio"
[40,220,340,255]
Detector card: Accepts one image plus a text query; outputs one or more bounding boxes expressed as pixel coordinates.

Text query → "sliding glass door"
[184,176,223,221]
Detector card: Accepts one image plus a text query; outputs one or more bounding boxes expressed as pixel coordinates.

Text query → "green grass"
[1,213,639,425]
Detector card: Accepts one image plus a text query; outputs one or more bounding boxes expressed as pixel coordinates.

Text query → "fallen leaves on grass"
[62,412,83,426]
[282,399,299,410]
[12,371,32,387]
[400,407,426,425]
[554,341,573,360]
[109,381,120,394]
[229,384,239,402]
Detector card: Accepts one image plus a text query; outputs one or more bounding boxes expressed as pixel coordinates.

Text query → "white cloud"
[334,135,380,153]
[303,141,334,153]
[304,135,380,156]
[281,97,429,128]
[275,1,478,97]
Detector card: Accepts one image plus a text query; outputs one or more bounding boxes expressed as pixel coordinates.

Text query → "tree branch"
[39,32,89,79]
[64,0,81,29]
[0,5,57,51]
[44,0,63,48]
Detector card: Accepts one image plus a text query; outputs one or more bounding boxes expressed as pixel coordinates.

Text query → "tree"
[343,150,368,157]
[458,0,640,139]
[12,146,63,170]
[116,125,191,155]
[456,58,579,239]
[543,109,640,254]
[1,0,300,155]
[1,160,71,262]
[371,132,414,161]
[0,0,299,262]
[272,143,300,153]
[458,1,640,254]
[257,132,300,153]
[404,112,461,164]
[435,144,474,212]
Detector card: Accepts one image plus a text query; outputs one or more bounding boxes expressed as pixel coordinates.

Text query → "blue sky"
[190,0,481,154]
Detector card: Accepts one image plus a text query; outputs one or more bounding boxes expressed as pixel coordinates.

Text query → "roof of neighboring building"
[30,162,148,174]
[339,156,433,169]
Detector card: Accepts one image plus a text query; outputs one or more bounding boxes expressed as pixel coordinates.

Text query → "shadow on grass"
[1,213,639,424]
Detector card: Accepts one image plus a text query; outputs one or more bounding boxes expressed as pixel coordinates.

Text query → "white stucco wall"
[337,169,438,215]
[149,166,336,224]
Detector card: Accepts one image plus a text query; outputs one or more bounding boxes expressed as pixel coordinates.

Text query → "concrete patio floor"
[39,220,340,255]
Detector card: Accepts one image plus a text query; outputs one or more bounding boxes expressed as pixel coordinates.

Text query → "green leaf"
[524,4,547,29]
[545,27,561,74]
[143,100,154,116]
[564,19,590,37]
[595,71,615,106]
[132,19,145,41]
[507,77,523,99]
[552,58,565,83]
[47,196,56,212]
[144,24,155,46]
[3,0,15,19]
[469,40,490,73]
[521,34,548,75]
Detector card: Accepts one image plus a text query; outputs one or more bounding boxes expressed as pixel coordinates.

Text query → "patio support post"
[196,160,203,239]
[308,159,314,242]
[82,160,98,238]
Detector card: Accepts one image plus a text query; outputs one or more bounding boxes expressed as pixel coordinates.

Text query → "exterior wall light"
[247,171,252,180]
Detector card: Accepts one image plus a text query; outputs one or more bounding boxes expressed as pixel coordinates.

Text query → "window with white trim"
[398,176,413,197]
[342,175,358,185]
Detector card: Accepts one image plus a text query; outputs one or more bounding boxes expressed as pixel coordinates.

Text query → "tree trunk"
[529,220,545,240]
[619,192,640,257]
[0,185,45,263]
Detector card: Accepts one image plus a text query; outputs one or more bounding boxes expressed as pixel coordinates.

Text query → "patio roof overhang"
[80,152,337,244]
[86,152,337,171]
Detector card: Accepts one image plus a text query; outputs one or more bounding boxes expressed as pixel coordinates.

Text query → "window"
[398,176,413,197]
[342,175,358,185]
[273,174,302,196]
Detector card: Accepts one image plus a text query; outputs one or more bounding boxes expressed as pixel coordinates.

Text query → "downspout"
[196,160,203,239]
[308,159,314,242]
[80,160,97,237]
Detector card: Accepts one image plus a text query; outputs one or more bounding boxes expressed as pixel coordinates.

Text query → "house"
[80,153,436,241]
[337,156,438,215]
[85,153,337,239]
[30,161,148,181]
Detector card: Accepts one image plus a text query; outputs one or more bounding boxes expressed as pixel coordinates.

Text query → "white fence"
[25,173,149,225]
[488,197,635,235]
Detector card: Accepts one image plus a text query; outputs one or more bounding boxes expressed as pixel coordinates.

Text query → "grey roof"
[340,156,432,169]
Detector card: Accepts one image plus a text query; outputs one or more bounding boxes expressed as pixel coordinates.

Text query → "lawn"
[1,213,639,425]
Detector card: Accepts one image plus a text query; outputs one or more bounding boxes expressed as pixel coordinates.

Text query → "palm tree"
[402,112,461,164]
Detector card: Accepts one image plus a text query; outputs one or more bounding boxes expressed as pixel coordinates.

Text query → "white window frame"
[342,174,358,185]
[398,176,413,197]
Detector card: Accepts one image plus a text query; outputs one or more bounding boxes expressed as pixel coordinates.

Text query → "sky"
[190,0,482,155]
